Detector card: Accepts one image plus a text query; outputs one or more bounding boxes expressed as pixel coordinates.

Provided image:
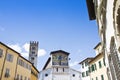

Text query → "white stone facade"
[39,50,81,80]
[79,58,93,80]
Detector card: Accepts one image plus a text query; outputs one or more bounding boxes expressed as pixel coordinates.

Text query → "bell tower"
[29,41,38,67]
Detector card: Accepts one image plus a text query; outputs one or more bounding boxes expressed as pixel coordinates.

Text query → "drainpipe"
[14,56,19,80]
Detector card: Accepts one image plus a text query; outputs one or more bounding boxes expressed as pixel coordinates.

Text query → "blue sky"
[0,0,100,70]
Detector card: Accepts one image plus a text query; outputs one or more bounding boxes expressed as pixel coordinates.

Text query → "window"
[20,75,22,80]
[98,61,102,68]
[0,49,3,57]
[96,77,98,80]
[63,68,64,72]
[6,54,13,62]
[82,72,85,77]
[16,74,19,80]
[82,63,84,68]
[5,68,10,78]
[94,64,97,70]
[101,75,104,80]
[31,57,34,60]
[73,74,75,77]
[88,66,91,73]
[32,47,35,50]
[32,52,35,54]
[56,68,58,72]
[103,58,106,66]
[86,71,89,76]
[24,76,27,80]
[85,61,88,66]
[45,74,48,77]
[91,65,95,71]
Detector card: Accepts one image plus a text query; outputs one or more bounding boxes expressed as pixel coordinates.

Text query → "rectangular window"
[98,61,102,68]
[91,65,95,71]
[96,77,98,80]
[88,66,91,73]
[94,64,97,70]
[103,58,106,66]
[101,75,104,80]
[6,54,13,62]
[16,74,19,80]
[56,68,58,72]
[82,63,84,68]
[82,72,85,77]
[86,71,89,76]
[85,61,88,66]
[32,47,35,50]
[24,76,27,80]
[63,68,64,72]
[20,75,23,80]
[0,49,3,57]
[5,68,10,77]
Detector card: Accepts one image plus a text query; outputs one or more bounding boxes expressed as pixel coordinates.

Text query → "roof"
[42,57,51,70]
[0,42,39,73]
[79,57,94,64]
[89,53,103,63]
[50,50,70,55]
[86,0,96,20]
[0,42,20,55]
[94,42,101,49]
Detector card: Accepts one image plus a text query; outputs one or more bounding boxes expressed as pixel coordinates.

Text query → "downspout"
[14,56,19,80]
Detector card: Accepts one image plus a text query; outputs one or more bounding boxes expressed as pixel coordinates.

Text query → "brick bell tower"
[29,41,39,68]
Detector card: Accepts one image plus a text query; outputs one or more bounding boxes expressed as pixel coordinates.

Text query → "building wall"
[16,57,31,80]
[0,44,7,79]
[70,69,81,80]
[31,65,39,80]
[95,0,120,80]
[1,49,19,80]
[39,68,52,80]
[89,53,108,80]
[0,42,39,80]
[39,68,81,80]
[80,58,92,80]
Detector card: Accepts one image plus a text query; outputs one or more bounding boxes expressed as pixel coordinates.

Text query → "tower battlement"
[30,41,39,45]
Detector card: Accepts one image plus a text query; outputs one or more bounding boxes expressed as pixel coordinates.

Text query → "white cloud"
[38,49,46,57]
[69,61,79,67]
[21,52,29,58]
[7,43,47,58]
[22,43,30,52]
[8,44,22,53]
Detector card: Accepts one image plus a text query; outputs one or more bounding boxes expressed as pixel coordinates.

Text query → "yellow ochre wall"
[16,56,31,80]
[0,44,7,79]
[1,47,19,80]
[31,65,39,80]
[0,42,39,80]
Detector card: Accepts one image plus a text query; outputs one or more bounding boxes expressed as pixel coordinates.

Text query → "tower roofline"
[30,41,39,44]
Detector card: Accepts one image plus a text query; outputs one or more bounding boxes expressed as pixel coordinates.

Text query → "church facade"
[39,50,81,80]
